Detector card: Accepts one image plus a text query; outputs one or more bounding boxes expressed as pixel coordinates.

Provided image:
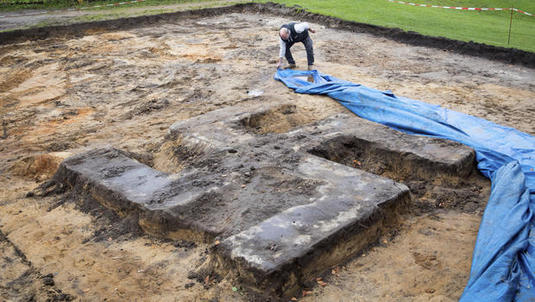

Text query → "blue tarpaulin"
[275,69,535,301]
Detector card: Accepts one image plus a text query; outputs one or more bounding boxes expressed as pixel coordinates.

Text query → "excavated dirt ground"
[1,7,535,302]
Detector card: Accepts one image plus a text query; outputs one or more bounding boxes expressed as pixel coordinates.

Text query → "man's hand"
[277,58,283,69]
[309,28,316,34]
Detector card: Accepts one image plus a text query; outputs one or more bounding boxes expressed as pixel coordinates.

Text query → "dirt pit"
[1,7,535,302]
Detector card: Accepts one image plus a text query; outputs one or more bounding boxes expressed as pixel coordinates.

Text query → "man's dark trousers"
[285,36,314,66]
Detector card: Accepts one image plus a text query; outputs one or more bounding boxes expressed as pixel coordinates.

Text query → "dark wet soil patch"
[309,134,489,213]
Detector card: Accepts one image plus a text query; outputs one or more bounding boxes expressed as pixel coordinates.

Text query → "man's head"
[279,28,290,40]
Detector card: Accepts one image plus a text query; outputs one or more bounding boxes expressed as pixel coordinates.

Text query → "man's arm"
[278,37,286,69]
[295,22,315,34]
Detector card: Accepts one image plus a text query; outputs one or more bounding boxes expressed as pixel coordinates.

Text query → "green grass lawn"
[266,0,535,52]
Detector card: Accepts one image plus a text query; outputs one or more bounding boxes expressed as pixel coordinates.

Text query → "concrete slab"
[54,148,226,238]
[217,155,408,296]
[299,113,475,181]
[53,101,475,297]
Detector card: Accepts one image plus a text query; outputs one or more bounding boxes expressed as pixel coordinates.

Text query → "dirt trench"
[1,5,535,302]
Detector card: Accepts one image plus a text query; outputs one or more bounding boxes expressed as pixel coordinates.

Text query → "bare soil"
[1,7,534,302]
[0,0,244,32]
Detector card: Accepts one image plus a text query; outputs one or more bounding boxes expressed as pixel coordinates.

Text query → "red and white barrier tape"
[0,0,145,18]
[388,0,534,17]
[79,0,145,10]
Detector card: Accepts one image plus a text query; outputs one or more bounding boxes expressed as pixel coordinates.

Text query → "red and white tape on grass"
[79,0,145,10]
[388,0,534,17]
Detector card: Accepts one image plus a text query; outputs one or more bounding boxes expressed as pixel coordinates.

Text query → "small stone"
[187,271,198,280]
[185,282,195,289]
[463,202,478,212]
[302,290,313,297]
[42,275,55,286]
[418,228,434,236]
[247,89,264,97]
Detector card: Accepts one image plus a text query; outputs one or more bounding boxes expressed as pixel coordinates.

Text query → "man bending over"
[277,22,316,70]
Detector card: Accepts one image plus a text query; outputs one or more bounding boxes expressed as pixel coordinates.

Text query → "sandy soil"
[1,10,534,302]
[0,0,244,31]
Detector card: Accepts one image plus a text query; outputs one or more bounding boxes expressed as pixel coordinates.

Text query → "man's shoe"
[307,65,314,70]
[287,63,296,69]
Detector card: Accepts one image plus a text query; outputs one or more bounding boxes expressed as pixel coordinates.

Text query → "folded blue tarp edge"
[274,69,535,301]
